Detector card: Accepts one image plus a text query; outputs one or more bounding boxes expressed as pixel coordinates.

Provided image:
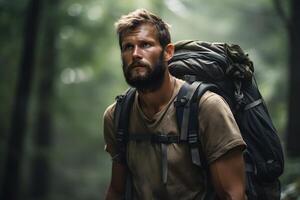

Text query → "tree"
[286,0,300,157]
[273,0,300,157]
[0,0,43,199]
[29,0,59,199]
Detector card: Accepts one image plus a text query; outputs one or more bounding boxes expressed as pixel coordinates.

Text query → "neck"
[138,71,175,118]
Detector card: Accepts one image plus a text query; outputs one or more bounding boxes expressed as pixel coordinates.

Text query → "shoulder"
[103,87,134,122]
[103,102,116,123]
[103,87,137,126]
[197,91,246,163]
[103,102,117,140]
[199,90,231,114]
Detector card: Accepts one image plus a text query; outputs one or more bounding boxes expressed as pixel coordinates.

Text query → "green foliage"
[281,158,300,199]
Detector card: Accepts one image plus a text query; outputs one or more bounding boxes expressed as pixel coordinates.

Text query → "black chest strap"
[129,133,182,184]
[114,82,219,189]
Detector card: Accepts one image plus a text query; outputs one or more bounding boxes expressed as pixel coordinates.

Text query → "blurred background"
[0,0,299,199]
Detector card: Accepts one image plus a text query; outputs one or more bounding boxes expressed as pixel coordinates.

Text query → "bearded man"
[103,8,247,200]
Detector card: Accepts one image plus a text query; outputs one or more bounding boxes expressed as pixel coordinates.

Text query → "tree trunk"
[29,0,59,199]
[286,0,300,157]
[0,0,42,200]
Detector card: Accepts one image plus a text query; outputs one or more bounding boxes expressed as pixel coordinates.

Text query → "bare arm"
[209,147,247,200]
[105,161,127,200]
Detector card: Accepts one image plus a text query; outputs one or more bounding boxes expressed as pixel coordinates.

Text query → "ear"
[163,43,175,62]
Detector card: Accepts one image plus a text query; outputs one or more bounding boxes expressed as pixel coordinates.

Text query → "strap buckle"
[154,135,170,144]
[153,135,179,144]
[174,96,188,107]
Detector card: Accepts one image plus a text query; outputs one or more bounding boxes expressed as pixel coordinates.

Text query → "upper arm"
[209,147,246,200]
[105,161,127,200]
[103,104,127,199]
[198,92,247,199]
[103,103,118,157]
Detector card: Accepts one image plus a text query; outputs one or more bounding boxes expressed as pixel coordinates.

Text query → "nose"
[132,45,142,59]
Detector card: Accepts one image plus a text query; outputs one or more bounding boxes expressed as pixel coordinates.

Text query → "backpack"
[114,40,284,200]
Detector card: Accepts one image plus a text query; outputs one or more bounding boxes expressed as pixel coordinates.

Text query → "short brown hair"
[115,8,171,48]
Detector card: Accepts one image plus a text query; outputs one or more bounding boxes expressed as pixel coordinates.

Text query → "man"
[103,8,247,200]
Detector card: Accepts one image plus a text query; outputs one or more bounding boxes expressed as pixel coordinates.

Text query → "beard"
[122,52,166,92]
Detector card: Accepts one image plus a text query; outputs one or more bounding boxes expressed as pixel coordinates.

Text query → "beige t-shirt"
[103,78,246,200]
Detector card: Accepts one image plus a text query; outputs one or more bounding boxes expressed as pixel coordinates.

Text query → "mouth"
[129,64,147,71]
[131,63,146,68]
[132,65,145,69]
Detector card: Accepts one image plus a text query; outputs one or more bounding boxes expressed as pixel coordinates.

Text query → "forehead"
[121,23,159,43]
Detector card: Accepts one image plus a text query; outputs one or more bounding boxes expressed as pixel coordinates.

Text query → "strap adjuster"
[174,96,188,107]
[154,135,179,144]
[115,94,125,102]
[116,130,125,141]
[188,131,198,144]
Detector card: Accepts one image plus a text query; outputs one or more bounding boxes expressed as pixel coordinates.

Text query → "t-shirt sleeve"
[103,102,118,158]
[198,91,246,164]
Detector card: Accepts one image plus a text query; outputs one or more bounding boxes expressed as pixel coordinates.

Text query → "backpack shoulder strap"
[114,88,136,200]
[175,81,219,168]
[114,87,136,164]
[175,81,219,200]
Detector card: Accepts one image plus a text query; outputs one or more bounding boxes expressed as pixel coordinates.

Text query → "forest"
[0,0,299,199]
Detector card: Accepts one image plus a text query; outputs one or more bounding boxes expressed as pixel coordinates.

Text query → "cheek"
[121,53,131,63]
[149,50,164,64]
[148,57,159,68]
[121,55,130,68]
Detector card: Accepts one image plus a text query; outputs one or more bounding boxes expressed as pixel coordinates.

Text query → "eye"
[122,44,133,51]
[141,42,151,48]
